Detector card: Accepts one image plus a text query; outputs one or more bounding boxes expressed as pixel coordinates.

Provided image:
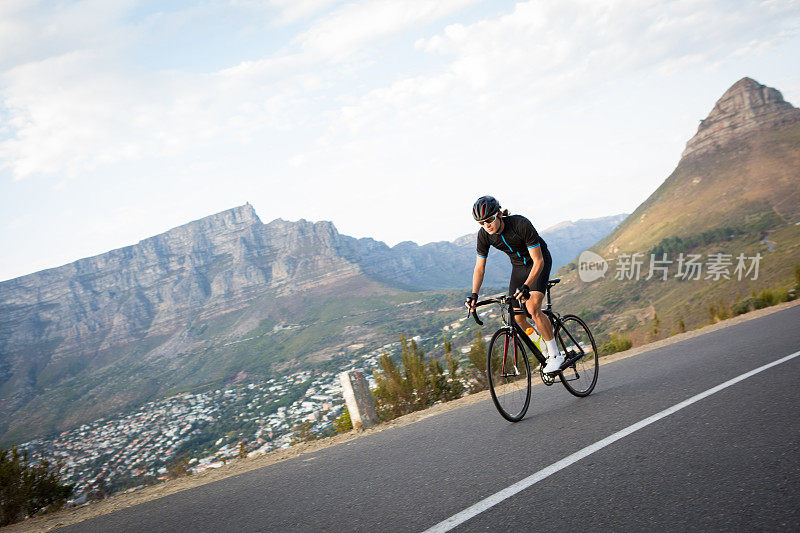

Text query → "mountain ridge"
[0,205,625,444]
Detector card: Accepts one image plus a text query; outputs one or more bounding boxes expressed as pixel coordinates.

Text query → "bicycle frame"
[473,293,590,372]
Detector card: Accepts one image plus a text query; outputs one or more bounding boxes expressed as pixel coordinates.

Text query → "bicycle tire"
[555,314,598,397]
[487,328,531,422]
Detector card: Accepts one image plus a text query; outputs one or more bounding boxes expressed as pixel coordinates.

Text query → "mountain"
[595,77,800,254]
[0,206,623,444]
[553,77,800,342]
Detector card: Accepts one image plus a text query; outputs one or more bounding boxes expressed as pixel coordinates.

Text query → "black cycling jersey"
[476,214,550,267]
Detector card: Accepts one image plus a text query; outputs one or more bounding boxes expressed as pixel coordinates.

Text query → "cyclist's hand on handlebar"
[514,284,530,302]
[465,292,478,311]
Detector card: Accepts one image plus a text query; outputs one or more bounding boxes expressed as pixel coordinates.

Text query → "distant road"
[57,305,800,532]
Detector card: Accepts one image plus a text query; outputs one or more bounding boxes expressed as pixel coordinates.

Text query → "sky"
[1,0,799,282]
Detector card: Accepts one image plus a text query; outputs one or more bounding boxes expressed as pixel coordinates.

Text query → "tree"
[373,352,411,420]
[650,312,660,340]
[467,330,489,391]
[0,446,74,526]
[677,318,686,334]
[426,356,448,403]
[373,333,465,420]
[400,336,431,409]
[290,422,318,445]
[443,335,464,400]
[238,442,248,459]
[166,456,191,480]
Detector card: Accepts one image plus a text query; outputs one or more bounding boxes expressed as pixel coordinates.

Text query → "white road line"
[422,349,800,533]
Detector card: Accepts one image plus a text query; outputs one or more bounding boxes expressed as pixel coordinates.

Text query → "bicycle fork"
[501,330,521,377]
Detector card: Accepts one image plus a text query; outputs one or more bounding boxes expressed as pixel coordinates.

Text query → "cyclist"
[466,196,564,374]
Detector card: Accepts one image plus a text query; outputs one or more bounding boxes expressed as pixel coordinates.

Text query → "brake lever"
[464,305,483,325]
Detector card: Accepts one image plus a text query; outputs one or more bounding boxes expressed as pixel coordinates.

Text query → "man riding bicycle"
[466,196,564,374]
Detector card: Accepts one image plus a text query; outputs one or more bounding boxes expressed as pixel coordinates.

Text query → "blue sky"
[1,0,799,281]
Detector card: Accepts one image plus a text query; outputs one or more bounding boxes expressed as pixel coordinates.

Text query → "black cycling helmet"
[472,196,500,222]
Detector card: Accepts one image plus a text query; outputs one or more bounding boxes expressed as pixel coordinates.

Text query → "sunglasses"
[479,214,498,225]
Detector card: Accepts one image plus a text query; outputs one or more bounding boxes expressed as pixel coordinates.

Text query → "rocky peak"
[682,77,800,158]
[190,203,261,232]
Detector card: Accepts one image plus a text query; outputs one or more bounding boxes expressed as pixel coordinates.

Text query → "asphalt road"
[58,305,800,532]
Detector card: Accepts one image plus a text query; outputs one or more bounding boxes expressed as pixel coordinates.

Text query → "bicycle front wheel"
[556,315,598,397]
[487,329,531,422]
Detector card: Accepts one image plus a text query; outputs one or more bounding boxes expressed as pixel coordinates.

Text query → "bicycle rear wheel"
[487,329,531,422]
[556,315,598,397]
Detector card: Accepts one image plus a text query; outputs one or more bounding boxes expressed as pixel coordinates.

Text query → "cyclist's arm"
[523,245,544,289]
[472,256,486,295]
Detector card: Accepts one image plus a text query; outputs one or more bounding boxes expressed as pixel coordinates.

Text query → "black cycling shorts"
[508,251,552,310]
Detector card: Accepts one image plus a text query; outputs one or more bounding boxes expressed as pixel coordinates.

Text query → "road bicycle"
[469,278,598,422]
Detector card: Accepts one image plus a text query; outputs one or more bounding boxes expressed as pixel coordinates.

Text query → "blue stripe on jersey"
[477,253,487,258]
[501,235,526,265]
[528,243,540,249]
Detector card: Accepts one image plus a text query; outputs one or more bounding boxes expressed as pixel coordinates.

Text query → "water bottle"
[525,327,547,356]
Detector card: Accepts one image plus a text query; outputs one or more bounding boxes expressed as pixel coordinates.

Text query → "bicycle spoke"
[556,315,598,397]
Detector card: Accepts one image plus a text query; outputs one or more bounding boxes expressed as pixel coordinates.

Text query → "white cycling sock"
[545,337,560,358]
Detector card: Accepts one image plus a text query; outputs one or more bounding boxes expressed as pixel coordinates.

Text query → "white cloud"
[0,0,138,71]
[295,0,481,61]
[265,0,342,25]
[0,0,485,182]
[326,0,800,135]
[279,0,800,245]
[0,47,324,180]
[1,0,800,279]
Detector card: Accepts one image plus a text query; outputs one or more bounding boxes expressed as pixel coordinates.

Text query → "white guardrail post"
[338,370,378,430]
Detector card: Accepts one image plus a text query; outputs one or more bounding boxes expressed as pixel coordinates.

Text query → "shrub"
[707,299,731,323]
[290,422,318,445]
[600,333,632,355]
[650,312,660,340]
[756,288,790,306]
[333,406,353,434]
[166,456,191,479]
[731,297,767,316]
